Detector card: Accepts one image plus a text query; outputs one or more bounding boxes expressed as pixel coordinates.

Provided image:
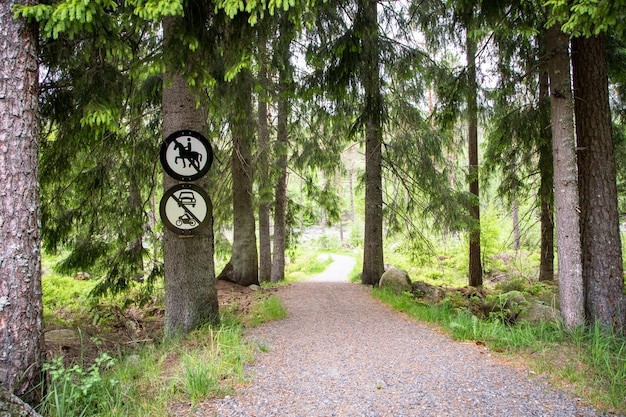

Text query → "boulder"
[411,281,443,302]
[45,329,79,346]
[379,268,411,294]
[519,302,560,324]
[482,291,529,324]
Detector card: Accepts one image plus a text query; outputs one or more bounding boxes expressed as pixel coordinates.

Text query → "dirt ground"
[44,279,265,367]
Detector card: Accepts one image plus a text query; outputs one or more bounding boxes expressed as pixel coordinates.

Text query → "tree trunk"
[467,25,483,287]
[538,48,555,282]
[222,70,259,286]
[271,74,289,283]
[546,23,584,329]
[163,17,219,338]
[360,0,385,286]
[572,34,626,332]
[512,199,520,252]
[257,40,272,283]
[0,0,44,404]
[0,385,43,417]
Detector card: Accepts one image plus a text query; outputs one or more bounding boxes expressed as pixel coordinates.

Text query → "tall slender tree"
[360,0,385,285]
[546,22,585,329]
[464,7,482,287]
[257,37,272,283]
[270,13,294,283]
[0,0,43,403]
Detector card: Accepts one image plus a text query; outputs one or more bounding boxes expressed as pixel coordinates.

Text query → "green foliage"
[39,354,118,417]
[42,264,96,323]
[545,0,626,37]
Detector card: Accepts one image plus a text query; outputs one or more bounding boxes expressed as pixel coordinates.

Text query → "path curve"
[202,257,608,417]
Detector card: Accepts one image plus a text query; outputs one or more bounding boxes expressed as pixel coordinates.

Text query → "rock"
[519,302,560,324]
[411,281,443,301]
[379,268,411,294]
[74,271,91,280]
[45,329,79,346]
[248,284,261,291]
[482,291,529,324]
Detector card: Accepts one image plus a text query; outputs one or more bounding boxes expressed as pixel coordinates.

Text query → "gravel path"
[203,256,611,417]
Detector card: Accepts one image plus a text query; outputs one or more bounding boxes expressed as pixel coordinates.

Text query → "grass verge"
[39,294,286,417]
[372,288,626,415]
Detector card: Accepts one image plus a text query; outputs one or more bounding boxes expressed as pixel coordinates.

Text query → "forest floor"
[43,279,266,368]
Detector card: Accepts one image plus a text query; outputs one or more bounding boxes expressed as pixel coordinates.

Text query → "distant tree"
[0,0,44,403]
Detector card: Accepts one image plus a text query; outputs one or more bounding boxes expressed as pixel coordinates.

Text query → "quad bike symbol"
[176,213,196,227]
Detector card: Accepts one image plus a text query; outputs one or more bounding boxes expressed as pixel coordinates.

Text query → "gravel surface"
[199,256,613,417]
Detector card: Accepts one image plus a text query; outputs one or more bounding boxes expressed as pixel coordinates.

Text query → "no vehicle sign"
[160,130,213,181]
[159,184,211,235]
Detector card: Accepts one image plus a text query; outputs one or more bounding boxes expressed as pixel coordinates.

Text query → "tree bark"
[271,71,289,283]
[538,47,555,282]
[0,385,43,417]
[467,24,483,287]
[163,17,219,338]
[0,0,44,404]
[221,69,259,286]
[546,23,584,329]
[572,34,626,332]
[360,0,385,286]
[257,40,272,283]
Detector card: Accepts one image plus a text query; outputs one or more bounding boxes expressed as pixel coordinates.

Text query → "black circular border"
[159,183,212,236]
[160,130,213,182]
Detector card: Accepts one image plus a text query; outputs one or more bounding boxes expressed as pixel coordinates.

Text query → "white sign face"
[159,184,211,235]
[160,130,213,182]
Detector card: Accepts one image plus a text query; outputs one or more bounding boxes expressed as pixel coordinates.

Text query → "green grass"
[372,287,626,414]
[285,249,335,281]
[39,281,289,416]
[246,295,288,327]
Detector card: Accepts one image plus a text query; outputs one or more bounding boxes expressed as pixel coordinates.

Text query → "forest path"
[200,257,604,417]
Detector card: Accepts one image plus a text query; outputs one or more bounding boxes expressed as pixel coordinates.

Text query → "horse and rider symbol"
[160,130,213,183]
[173,138,203,172]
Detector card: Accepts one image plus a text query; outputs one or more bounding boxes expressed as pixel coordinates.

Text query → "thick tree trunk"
[538,51,555,282]
[0,0,44,404]
[467,26,483,287]
[257,41,272,283]
[360,0,385,286]
[222,70,259,286]
[163,18,219,337]
[546,24,584,329]
[572,34,626,332]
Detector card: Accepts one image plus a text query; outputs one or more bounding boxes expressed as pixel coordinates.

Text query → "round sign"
[160,130,213,182]
[159,184,211,235]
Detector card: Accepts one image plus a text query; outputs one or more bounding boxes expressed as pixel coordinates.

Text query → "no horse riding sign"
[160,130,213,182]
